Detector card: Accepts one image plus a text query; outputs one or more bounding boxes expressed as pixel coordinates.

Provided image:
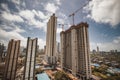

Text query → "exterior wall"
[77,24,91,79]
[23,37,37,80]
[3,39,20,80]
[46,14,57,64]
[0,43,4,62]
[97,46,99,54]
[60,22,91,80]
[86,26,92,79]
[65,32,72,70]
[60,32,65,69]
[71,28,78,76]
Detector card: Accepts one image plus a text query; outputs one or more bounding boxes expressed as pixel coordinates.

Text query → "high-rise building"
[46,14,57,65]
[3,39,20,80]
[23,37,37,80]
[97,46,99,54]
[92,49,96,54]
[61,22,91,80]
[56,42,61,62]
[0,43,4,62]
[57,42,60,53]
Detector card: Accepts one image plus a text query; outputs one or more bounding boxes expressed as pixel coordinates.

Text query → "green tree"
[54,71,72,80]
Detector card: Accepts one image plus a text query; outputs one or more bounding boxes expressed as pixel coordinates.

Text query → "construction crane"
[69,0,91,25]
[58,24,68,31]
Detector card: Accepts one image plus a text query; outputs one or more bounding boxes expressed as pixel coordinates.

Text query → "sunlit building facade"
[23,37,37,80]
[3,39,20,80]
[61,22,91,80]
[46,14,57,65]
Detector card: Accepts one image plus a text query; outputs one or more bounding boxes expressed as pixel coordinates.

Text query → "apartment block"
[46,14,57,65]
[61,22,91,80]
[3,39,20,80]
[23,37,37,80]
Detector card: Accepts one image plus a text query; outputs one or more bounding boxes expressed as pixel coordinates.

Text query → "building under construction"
[60,22,91,80]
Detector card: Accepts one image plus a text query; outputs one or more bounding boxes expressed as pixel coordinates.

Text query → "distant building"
[23,37,37,80]
[92,49,96,54]
[0,43,6,62]
[44,45,46,54]
[97,46,99,54]
[45,14,57,65]
[115,50,117,53]
[57,42,61,61]
[37,45,39,53]
[109,49,119,54]
[57,42,60,53]
[3,39,20,80]
[61,22,91,80]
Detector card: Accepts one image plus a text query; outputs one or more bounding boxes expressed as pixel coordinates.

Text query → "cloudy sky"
[0,0,120,51]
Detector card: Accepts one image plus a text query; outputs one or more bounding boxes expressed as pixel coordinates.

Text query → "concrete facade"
[97,46,99,54]
[23,37,37,80]
[0,43,4,62]
[46,14,57,64]
[3,39,20,80]
[60,22,91,80]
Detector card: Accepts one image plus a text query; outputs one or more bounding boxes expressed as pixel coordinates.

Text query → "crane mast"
[69,0,91,25]
[58,24,68,31]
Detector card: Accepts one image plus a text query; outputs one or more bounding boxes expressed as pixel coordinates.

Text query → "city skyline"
[0,0,120,51]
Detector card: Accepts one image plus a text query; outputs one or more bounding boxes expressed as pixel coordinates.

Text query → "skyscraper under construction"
[61,22,91,80]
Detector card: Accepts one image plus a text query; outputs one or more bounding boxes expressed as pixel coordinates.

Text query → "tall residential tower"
[46,14,57,65]
[23,37,37,80]
[61,22,91,80]
[0,43,4,62]
[97,46,99,54]
[3,39,20,80]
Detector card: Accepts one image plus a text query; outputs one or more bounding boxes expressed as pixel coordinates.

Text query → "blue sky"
[0,0,120,51]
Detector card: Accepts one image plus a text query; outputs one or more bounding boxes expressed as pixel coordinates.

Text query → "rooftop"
[37,72,50,80]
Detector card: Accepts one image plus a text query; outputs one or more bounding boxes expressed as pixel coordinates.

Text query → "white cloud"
[0,27,26,47]
[113,36,120,44]
[1,8,47,31]
[32,10,47,20]
[1,3,10,12]
[85,0,120,26]
[90,36,120,51]
[19,9,47,29]
[44,3,59,13]
[57,18,64,24]
[11,0,21,5]
[19,10,34,20]
[0,25,45,49]
[14,27,25,33]
[57,27,62,33]
[55,0,61,5]
[1,11,24,22]
[38,38,46,49]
